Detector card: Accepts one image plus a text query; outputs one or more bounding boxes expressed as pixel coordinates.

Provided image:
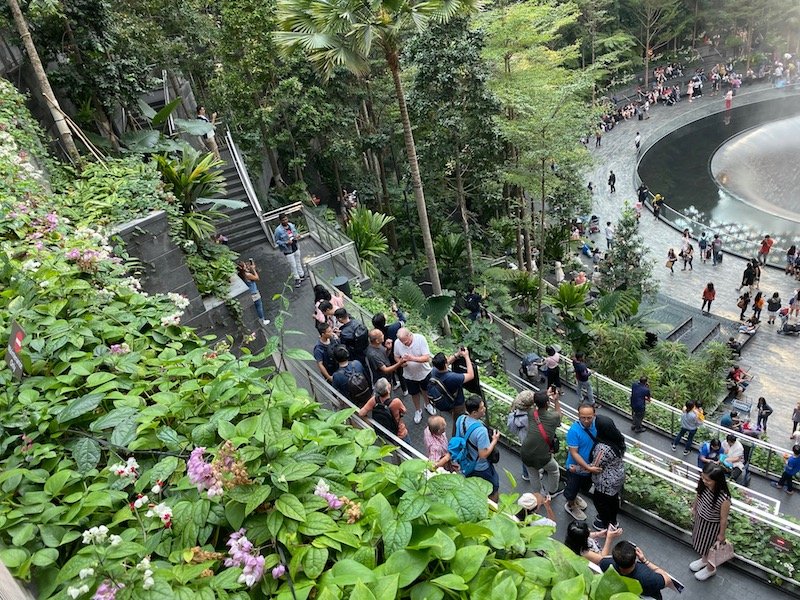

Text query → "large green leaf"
[152,97,182,126]
[57,393,102,423]
[72,437,101,473]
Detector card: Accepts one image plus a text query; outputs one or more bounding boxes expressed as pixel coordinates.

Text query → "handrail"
[487,309,795,463]
[224,128,271,241]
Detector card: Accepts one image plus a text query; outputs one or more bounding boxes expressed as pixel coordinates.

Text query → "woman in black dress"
[690,464,731,581]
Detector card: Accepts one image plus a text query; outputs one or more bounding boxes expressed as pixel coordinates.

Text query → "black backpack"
[427,373,456,411]
[344,366,372,407]
[371,397,398,435]
[341,322,369,355]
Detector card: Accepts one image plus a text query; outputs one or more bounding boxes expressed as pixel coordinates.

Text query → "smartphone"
[672,578,685,594]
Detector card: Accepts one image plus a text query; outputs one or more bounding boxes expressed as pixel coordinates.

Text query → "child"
[424,416,452,471]
[771,445,800,494]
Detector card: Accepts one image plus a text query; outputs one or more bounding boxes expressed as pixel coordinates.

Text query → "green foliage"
[597,206,657,297]
[154,150,226,214]
[395,279,456,330]
[587,323,645,383]
[546,282,592,349]
[344,207,394,276]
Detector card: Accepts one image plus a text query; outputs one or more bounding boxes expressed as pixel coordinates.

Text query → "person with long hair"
[755,397,773,432]
[701,282,715,314]
[690,463,731,581]
[590,415,626,531]
[751,291,764,321]
[564,520,623,565]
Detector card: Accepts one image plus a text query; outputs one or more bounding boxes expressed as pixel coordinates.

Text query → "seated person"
[720,410,741,430]
[598,541,673,600]
[726,365,751,398]
[564,521,623,565]
[726,337,742,356]
[697,438,722,469]
[740,420,762,437]
[516,492,557,528]
[738,316,759,334]
[721,434,745,480]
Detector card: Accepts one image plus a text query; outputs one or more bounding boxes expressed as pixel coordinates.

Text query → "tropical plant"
[395,278,456,330]
[597,206,657,298]
[344,206,394,276]
[588,322,645,383]
[275,0,481,335]
[546,282,592,349]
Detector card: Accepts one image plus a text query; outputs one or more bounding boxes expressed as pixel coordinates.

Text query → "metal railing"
[306,244,364,292]
[487,309,795,479]
[224,128,271,241]
[261,202,304,248]
[304,207,356,254]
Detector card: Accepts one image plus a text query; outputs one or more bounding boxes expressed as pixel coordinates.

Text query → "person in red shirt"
[758,234,774,265]
[701,282,716,314]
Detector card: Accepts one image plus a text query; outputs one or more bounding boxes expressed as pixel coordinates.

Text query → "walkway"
[586,81,800,444]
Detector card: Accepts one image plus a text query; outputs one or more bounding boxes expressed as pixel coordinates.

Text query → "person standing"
[607,171,616,193]
[313,322,339,384]
[428,349,474,428]
[766,292,782,325]
[738,262,756,294]
[335,308,369,365]
[792,402,800,438]
[736,291,751,321]
[690,464,731,581]
[771,445,800,494]
[456,395,501,502]
[591,415,626,531]
[682,244,694,270]
[394,327,436,423]
[274,213,305,288]
[637,183,649,206]
[330,345,371,406]
[666,248,678,275]
[605,222,615,249]
[520,389,562,495]
[358,377,407,440]
[652,194,664,219]
[756,397,773,432]
[572,352,595,406]
[563,404,601,520]
[544,346,562,390]
[672,401,701,455]
[237,259,269,326]
[634,132,641,154]
[698,232,709,263]
[364,328,404,385]
[701,282,715,314]
[711,234,723,265]
[630,376,651,433]
[595,127,602,148]
[196,106,220,161]
[724,89,733,111]
[752,291,765,321]
[757,234,774,265]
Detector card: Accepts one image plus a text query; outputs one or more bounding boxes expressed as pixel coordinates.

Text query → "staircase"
[213,146,269,255]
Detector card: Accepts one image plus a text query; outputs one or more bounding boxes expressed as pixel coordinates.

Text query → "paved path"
[586,82,800,445]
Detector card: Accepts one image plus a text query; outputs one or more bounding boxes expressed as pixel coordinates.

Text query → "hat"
[517,493,538,511]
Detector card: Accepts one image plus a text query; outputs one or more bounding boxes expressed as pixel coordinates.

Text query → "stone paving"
[586,82,800,445]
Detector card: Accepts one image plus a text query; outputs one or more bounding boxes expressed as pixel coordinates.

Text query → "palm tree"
[275,0,479,334]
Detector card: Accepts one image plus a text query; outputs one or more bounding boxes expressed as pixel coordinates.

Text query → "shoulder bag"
[707,540,735,567]
[534,409,559,454]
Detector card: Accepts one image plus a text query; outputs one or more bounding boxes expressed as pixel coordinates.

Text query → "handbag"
[534,409,559,454]
[707,540,734,567]
[736,298,746,309]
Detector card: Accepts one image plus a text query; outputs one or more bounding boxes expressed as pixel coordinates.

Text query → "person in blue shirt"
[599,541,672,600]
[697,439,722,469]
[564,404,601,520]
[457,395,500,502]
[274,213,305,287]
[772,445,800,494]
[630,376,651,433]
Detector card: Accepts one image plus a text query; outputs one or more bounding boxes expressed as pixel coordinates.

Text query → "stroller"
[520,352,546,384]
[777,310,800,335]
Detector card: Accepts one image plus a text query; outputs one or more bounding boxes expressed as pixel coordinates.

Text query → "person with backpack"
[428,349,474,432]
[394,327,436,424]
[572,352,594,406]
[450,395,501,502]
[464,285,483,321]
[520,389,562,494]
[334,308,369,365]
[330,345,372,407]
[373,303,407,394]
[313,322,339,384]
[358,378,406,440]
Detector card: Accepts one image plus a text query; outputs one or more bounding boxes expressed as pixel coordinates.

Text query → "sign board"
[5,321,25,380]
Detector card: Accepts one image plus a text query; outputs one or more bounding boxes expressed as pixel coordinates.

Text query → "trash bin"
[332,276,351,297]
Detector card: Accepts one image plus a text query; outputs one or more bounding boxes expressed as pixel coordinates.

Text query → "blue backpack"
[448,415,482,476]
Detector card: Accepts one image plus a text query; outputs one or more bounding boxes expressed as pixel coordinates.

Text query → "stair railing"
[224,128,271,240]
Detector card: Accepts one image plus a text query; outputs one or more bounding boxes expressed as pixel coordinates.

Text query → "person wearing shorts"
[394,327,436,424]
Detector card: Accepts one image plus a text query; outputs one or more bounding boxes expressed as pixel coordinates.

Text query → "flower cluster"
[20,434,33,454]
[108,457,139,479]
[130,494,148,510]
[272,564,286,579]
[93,580,124,600]
[109,343,130,355]
[151,480,164,495]
[137,557,154,590]
[225,529,265,587]
[66,568,95,598]
[167,292,190,310]
[187,443,251,499]
[314,479,343,510]
[145,503,173,528]
[160,313,182,327]
[81,526,121,547]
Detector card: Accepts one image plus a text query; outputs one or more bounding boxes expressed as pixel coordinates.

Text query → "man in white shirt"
[394,327,436,424]
[605,222,615,249]
[722,433,745,480]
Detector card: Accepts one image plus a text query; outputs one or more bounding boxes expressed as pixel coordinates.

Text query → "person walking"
[792,402,800,439]
[766,292,782,325]
[787,245,797,274]
[274,213,306,288]
[666,248,678,275]
[751,291,764,321]
[520,389,562,494]
[738,261,756,294]
[672,401,701,456]
[771,445,800,494]
[652,194,664,219]
[701,282,715,314]
[756,397,773,432]
[572,352,595,406]
[736,291,751,321]
[634,132,641,154]
[757,234,774,265]
[711,234,723,265]
[630,376,651,433]
[591,415,626,531]
[196,106,220,161]
[394,327,436,423]
[690,464,731,581]
[608,170,616,193]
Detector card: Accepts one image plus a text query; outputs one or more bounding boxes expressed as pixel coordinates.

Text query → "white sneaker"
[695,567,716,581]
[574,496,588,510]
[414,410,423,424]
[261,319,271,327]
[425,403,437,416]
[689,558,706,572]
[564,502,586,521]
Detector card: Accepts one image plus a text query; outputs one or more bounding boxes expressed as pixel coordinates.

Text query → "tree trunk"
[376,148,398,250]
[8,0,81,165]
[386,47,449,335]
[535,158,546,338]
[453,154,474,279]
[521,189,532,272]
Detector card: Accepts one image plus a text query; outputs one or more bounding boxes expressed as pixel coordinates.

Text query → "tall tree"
[597,206,657,297]
[7,0,80,164]
[275,0,481,334]
[406,17,503,280]
[625,0,681,89]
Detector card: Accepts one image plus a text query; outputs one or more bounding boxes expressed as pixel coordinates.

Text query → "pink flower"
[272,564,286,579]
[225,529,265,587]
[66,248,81,260]
[187,447,223,498]
[92,580,123,600]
